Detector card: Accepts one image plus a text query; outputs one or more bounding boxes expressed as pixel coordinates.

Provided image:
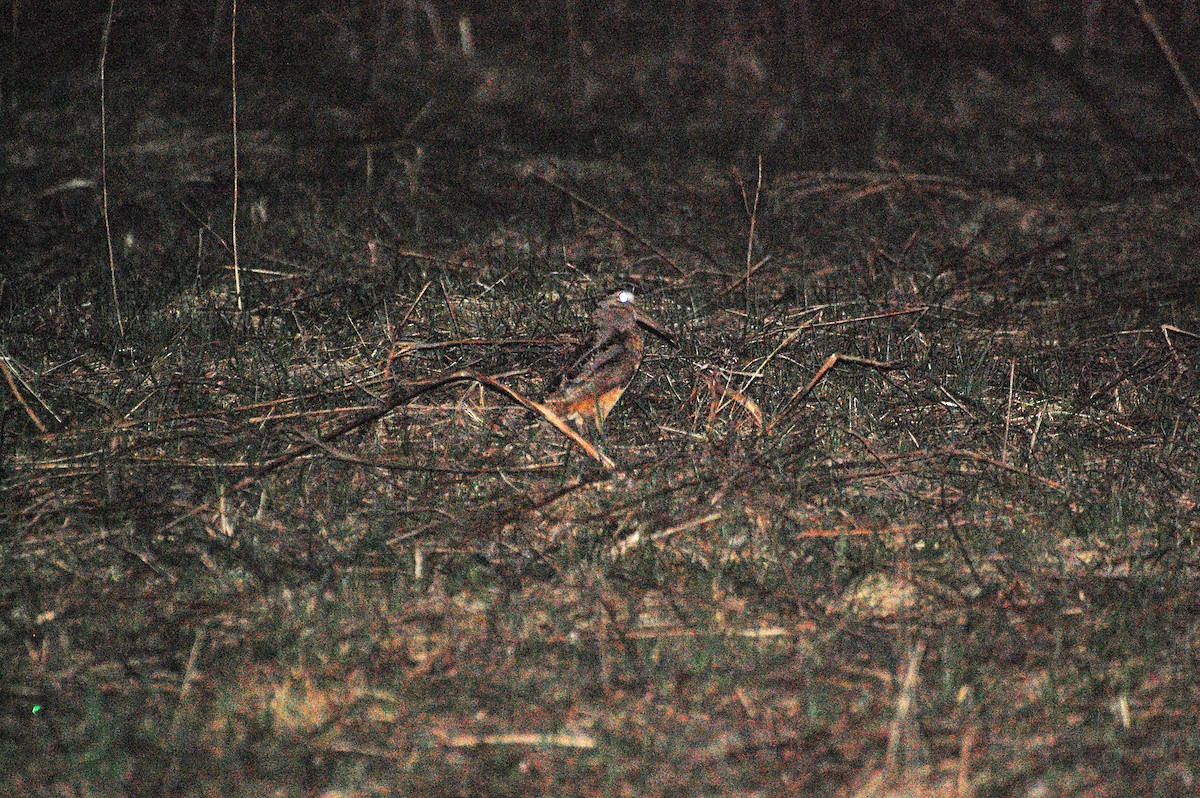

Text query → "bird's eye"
[617,290,634,304]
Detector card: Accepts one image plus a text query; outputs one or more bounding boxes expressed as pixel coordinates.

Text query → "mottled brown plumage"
[546,290,673,430]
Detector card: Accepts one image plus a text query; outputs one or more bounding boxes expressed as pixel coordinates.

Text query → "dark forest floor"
[3,5,1200,796]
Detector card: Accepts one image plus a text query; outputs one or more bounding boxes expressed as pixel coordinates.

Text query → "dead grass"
[3,6,1200,796]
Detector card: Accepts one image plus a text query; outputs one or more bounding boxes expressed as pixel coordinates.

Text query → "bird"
[545,290,674,432]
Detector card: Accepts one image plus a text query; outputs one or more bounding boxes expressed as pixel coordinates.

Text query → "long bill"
[632,308,675,343]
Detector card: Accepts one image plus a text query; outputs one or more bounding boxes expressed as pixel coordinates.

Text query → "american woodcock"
[545,290,674,431]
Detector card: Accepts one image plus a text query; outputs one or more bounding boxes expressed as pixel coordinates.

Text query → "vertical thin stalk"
[98,0,125,339]
[230,0,242,310]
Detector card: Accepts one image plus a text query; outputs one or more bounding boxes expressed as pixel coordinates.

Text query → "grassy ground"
[3,6,1200,796]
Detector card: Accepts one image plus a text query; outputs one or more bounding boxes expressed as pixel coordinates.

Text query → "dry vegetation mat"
[3,5,1200,795]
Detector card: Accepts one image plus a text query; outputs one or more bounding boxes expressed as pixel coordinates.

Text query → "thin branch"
[230,0,242,310]
[778,352,901,417]
[738,156,764,308]
[0,355,48,432]
[98,0,124,339]
[537,174,681,273]
[1130,0,1200,126]
[229,370,616,491]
